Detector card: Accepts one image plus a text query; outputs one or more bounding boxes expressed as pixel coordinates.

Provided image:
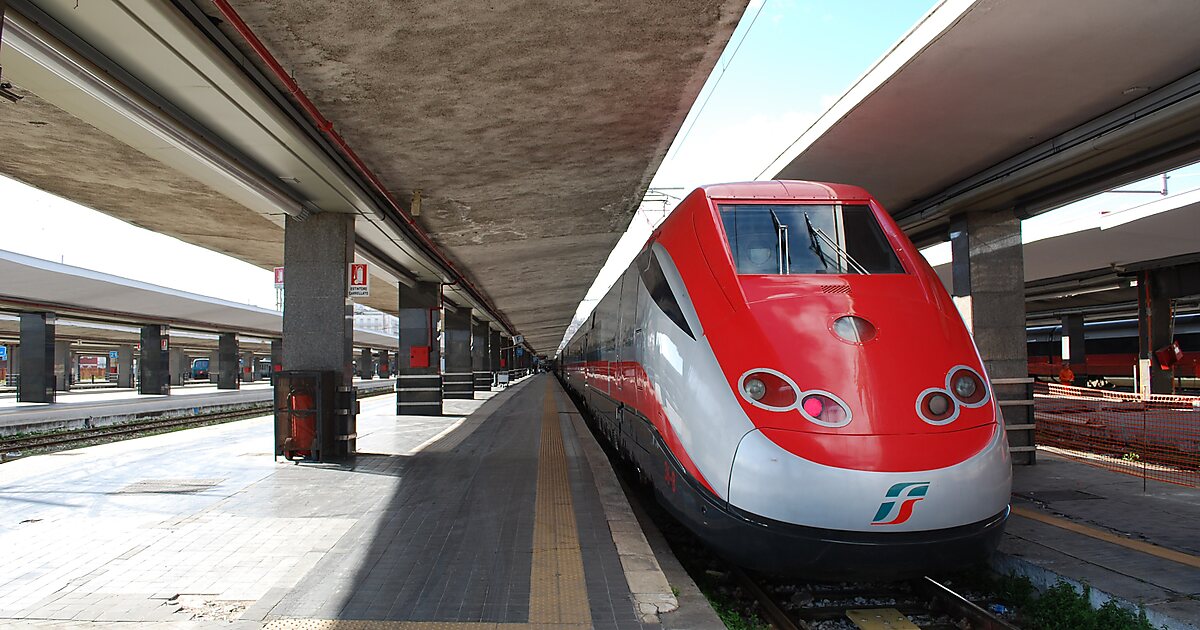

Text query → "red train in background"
[1027,318,1200,390]
[558,181,1011,578]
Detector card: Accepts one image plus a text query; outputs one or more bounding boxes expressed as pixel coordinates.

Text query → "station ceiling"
[763,0,1200,246]
[0,0,745,353]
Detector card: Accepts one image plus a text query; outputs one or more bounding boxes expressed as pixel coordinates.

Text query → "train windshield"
[719,204,905,275]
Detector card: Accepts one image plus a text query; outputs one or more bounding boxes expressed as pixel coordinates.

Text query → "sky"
[0,0,1197,356]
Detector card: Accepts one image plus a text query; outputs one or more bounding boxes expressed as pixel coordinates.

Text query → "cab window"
[719,204,904,275]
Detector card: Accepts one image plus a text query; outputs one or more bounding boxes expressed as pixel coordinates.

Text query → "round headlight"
[928,392,951,416]
[743,378,767,401]
[947,367,988,406]
[953,375,976,399]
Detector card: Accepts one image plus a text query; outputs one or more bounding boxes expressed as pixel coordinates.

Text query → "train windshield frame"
[718,203,905,275]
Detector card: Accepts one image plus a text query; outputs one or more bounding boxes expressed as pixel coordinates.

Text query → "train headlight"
[947,366,988,407]
[917,388,959,425]
[832,315,877,343]
[744,378,767,401]
[737,369,798,410]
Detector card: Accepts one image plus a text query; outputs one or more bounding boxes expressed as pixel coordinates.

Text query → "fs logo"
[871,482,930,526]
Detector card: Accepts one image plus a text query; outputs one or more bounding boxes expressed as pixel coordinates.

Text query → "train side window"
[640,251,695,339]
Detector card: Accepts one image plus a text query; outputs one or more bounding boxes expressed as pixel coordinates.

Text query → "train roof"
[698,180,874,201]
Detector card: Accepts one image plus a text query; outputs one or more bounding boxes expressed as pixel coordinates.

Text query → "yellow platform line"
[1011,505,1200,569]
[528,380,593,626]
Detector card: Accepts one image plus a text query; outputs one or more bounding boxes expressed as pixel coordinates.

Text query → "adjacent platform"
[0,378,396,436]
[998,452,1200,629]
[0,374,713,629]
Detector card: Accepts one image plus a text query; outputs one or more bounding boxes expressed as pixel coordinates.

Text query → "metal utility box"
[409,345,431,368]
[274,371,335,462]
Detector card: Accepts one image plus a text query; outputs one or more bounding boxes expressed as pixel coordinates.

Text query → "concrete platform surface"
[0,378,396,436]
[998,451,1200,629]
[0,374,701,629]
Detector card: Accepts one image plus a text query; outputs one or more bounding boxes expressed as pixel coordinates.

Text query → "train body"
[558,181,1011,578]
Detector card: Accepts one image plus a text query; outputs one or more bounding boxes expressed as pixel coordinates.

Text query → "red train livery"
[558,181,1011,578]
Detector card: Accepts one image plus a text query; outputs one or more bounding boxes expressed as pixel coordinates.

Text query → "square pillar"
[443,305,473,399]
[241,351,258,382]
[1137,270,1174,395]
[54,340,72,392]
[18,313,55,403]
[1060,314,1086,385]
[359,347,374,379]
[950,210,1033,464]
[489,329,502,387]
[397,281,442,415]
[378,349,391,378]
[169,348,186,386]
[117,344,134,388]
[208,350,220,383]
[218,333,239,390]
[270,339,283,380]
[139,324,170,395]
[472,318,490,392]
[282,211,357,458]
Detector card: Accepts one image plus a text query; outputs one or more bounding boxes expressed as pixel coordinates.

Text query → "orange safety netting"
[1034,382,1200,487]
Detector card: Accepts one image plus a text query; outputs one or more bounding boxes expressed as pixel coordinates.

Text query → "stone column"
[53,340,71,392]
[217,333,239,390]
[208,350,220,384]
[169,348,186,386]
[489,328,502,387]
[442,306,473,399]
[18,313,55,403]
[950,210,1032,464]
[1060,314,1086,385]
[282,211,357,458]
[1137,269,1174,395]
[117,344,134,388]
[241,351,258,383]
[472,318,490,392]
[139,324,170,395]
[359,347,374,379]
[270,339,283,381]
[396,282,442,415]
[377,350,391,378]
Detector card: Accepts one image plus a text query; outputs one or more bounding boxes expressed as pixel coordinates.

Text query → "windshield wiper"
[804,212,869,275]
[770,209,790,274]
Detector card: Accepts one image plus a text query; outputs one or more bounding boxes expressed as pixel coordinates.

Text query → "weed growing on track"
[981,574,1163,630]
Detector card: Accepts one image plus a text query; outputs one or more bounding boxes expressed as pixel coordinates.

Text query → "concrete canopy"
[0,0,745,354]
[0,249,398,349]
[762,0,1200,245]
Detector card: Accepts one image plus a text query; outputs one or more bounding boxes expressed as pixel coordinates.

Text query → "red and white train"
[558,181,1012,578]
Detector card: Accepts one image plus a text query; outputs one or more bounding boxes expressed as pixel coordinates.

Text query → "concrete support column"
[1137,270,1174,395]
[169,348,186,386]
[208,350,219,383]
[1060,314,1086,385]
[396,281,442,415]
[270,339,282,380]
[359,347,374,379]
[3,343,16,387]
[53,340,71,392]
[443,306,473,399]
[117,345,134,388]
[378,350,391,378]
[18,313,55,403]
[139,324,170,395]
[241,351,258,382]
[950,210,1032,464]
[282,211,357,458]
[489,329,501,386]
[471,318,490,392]
[217,333,239,390]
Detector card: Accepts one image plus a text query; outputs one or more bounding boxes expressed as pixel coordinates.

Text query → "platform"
[997,451,1200,629]
[0,374,714,629]
[0,378,397,436]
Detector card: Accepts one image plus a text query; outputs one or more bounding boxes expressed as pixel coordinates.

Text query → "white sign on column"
[349,263,370,297]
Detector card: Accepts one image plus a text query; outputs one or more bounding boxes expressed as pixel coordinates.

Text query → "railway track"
[736,568,1019,630]
[0,386,394,460]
